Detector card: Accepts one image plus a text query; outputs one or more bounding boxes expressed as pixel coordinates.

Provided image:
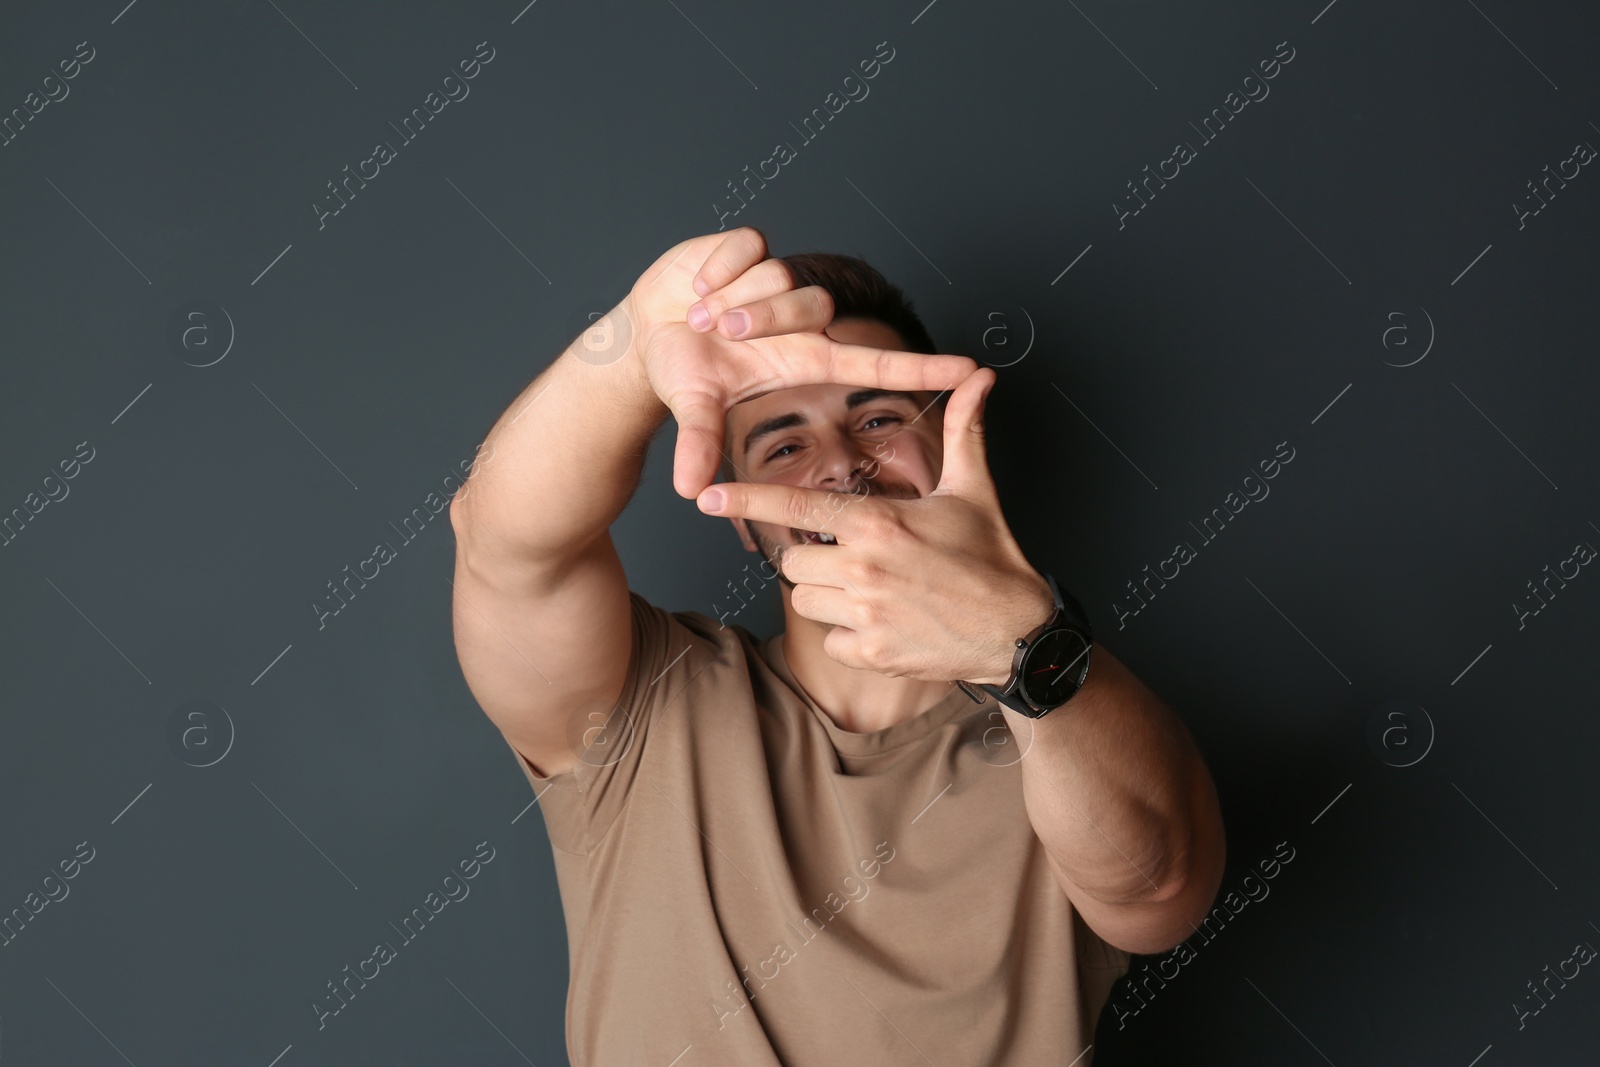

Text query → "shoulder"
[628,591,762,667]
[619,591,775,712]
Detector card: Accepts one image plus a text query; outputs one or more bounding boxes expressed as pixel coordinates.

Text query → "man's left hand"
[694,368,1054,686]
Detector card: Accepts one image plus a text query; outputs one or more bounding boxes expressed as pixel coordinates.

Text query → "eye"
[761,415,902,463]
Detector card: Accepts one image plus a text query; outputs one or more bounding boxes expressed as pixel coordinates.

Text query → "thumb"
[935,368,998,498]
[670,393,728,499]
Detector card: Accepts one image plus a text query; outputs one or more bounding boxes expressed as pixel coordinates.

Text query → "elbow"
[448,481,478,535]
[1120,780,1228,955]
[1139,816,1228,955]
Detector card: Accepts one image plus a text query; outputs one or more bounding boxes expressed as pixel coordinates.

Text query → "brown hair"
[781,251,938,355]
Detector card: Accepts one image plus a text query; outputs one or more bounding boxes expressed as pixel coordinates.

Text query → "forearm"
[452,322,668,580]
[1006,644,1224,914]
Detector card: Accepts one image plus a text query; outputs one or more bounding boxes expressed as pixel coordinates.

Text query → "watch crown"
[1015,638,1028,649]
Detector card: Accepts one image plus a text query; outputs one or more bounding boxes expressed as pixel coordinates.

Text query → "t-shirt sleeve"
[503,590,725,855]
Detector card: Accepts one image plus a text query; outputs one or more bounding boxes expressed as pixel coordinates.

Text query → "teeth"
[818,532,837,544]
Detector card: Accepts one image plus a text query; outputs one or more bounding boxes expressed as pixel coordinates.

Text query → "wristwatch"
[959,572,1094,718]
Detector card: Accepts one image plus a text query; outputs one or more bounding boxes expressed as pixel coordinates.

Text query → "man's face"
[723,317,946,580]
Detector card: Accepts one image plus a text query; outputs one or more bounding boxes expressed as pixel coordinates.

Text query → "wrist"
[573,294,665,417]
[973,571,1055,686]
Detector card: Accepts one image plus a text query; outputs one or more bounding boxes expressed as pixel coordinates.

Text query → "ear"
[732,516,759,552]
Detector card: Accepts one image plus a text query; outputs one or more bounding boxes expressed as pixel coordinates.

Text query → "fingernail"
[693,277,711,296]
[687,304,711,330]
[723,310,750,337]
[698,488,725,513]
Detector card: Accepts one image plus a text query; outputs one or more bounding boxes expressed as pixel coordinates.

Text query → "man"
[449,227,1226,1065]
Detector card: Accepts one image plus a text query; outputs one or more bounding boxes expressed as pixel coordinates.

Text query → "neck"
[778,585,954,733]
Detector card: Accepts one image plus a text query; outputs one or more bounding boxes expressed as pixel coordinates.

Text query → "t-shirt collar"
[760,631,979,758]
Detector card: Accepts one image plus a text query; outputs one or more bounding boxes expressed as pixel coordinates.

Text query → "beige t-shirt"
[506,592,1131,1066]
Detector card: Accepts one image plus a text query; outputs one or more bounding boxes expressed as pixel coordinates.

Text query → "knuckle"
[735,227,767,261]
[755,257,793,290]
[770,256,797,289]
[856,507,898,543]
[849,558,888,590]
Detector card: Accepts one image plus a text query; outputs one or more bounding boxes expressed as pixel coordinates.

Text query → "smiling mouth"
[795,529,838,545]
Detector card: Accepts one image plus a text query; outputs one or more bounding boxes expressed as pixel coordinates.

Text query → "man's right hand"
[616,227,978,498]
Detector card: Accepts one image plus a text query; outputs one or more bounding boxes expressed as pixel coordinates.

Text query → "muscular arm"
[449,332,667,777]
[1000,645,1227,956]
[448,227,971,779]
[456,338,669,569]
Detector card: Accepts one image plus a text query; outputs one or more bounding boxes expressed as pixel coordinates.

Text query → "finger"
[690,227,768,297]
[768,543,857,591]
[739,332,978,400]
[686,258,794,332]
[708,283,835,341]
[820,626,873,673]
[670,394,734,499]
[934,367,999,499]
[701,255,793,308]
[696,480,879,541]
[790,584,858,628]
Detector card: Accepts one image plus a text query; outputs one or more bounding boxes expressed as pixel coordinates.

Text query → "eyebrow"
[741,390,919,457]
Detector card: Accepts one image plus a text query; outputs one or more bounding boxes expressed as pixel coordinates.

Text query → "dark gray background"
[2,0,1597,1063]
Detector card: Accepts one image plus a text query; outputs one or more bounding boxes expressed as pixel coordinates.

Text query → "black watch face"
[1019,628,1092,708]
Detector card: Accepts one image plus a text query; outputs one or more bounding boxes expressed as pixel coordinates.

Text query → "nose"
[812,427,874,491]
